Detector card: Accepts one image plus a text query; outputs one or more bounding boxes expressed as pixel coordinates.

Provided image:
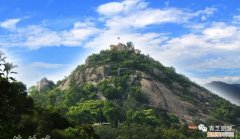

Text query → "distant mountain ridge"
[205,81,240,106]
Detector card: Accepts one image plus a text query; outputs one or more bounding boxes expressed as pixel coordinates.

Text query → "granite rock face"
[37,77,55,92]
[72,65,111,84]
[140,77,207,122]
[152,68,166,78]
[58,65,111,90]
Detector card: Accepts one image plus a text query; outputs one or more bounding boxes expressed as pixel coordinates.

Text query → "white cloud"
[0,18,21,30]
[30,62,64,69]
[15,61,75,87]
[193,7,217,21]
[60,22,100,46]
[233,15,240,24]
[97,2,125,16]
[202,23,238,39]
[105,8,191,29]
[84,29,167,54]
[97,1,216,29]
[0,21,100,49]
[192,56,240,69]
[0,1,217,49]
[151,22,240,72]
[22,26,61,48]
[192,76,240,84]
[97,0,147,16]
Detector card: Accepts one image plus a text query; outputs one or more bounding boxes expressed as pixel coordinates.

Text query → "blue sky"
[0,0,240,87]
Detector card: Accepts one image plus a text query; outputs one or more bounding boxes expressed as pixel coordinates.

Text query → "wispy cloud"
[97,0,148,16]
[0,0,217,50]
[0,18,21,30]
[85,0,218,53]
[0,20,100,49]
[15,61,73,87]
[97,0,216,29]
[30,62,64,69]
[233,15,240,24]
[192,76,240,84]
[157,22,240,69]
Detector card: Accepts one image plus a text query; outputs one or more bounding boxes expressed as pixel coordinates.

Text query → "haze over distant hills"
[205,81,240,106]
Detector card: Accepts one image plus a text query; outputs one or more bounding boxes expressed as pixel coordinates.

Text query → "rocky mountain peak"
[36,77,55,92]
[30,43,240,129]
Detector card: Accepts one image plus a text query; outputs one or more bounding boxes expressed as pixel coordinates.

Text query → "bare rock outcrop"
[37,77,55,92]
[152,68,166,78]
[140,77,205,122]
[187,86,210,100]
[57,79,70,90]
[58,65,111,90]
[74,65,111,86]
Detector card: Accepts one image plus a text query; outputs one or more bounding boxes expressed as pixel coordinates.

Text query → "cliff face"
[141,78,202,121]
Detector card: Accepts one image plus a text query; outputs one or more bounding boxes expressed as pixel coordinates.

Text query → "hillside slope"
[30,43,240,138]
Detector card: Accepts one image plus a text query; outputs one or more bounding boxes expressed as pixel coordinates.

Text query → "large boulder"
[152,68,166,78]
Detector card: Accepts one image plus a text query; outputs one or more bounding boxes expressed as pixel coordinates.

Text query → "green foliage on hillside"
[0,79,34,138]
[86,49,163,76]
[98,80,122,99]
[25,43,240,138]
[0,52,99,139]
[94,124,205,139]
[51,125,99,139]
[210,97,240,125]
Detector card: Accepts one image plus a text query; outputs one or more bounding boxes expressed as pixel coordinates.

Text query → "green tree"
[103,101,120,128]
[67,100,105,124]
[99,80,121,99]
[130,86,148,103]
[17,107,72,138]
[3,62,18,81]
[0,53,33,138]
[126,109,160,126]
[51,125,99,139]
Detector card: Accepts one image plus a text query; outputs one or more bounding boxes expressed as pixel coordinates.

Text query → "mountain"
[36,77,55,92]
[205,81,240,106]
[29,43,240,138]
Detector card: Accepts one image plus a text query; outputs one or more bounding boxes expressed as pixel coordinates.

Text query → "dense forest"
[0,43,240,139]
[0,52,98,139]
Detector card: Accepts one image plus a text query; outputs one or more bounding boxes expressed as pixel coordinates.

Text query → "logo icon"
[198,124,208,132]
[188,123,198,130]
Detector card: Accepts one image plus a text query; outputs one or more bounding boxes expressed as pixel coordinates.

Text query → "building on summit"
[110,43,141,54]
